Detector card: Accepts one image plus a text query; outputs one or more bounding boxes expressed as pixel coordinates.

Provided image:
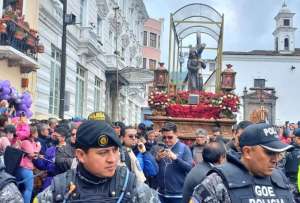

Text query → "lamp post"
[58,0,76,119]
[113,6,120,121]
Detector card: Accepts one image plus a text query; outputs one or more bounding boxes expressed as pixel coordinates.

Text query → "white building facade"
[35,0,148,125]
[205,3,300,124]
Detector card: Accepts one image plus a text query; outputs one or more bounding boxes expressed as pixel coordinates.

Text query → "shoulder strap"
[109,166,136,202]
[53,169,76,202]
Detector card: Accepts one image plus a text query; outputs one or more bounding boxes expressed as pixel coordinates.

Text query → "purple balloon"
[17,104,27,111]
[10,88,18,99]
[2,80,10,88]
[26,110,33,118]
[2,94,10,100]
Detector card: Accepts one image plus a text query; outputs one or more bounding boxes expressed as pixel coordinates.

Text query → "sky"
[144,0,300,64]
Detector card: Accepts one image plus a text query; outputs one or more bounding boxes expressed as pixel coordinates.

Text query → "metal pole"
[114,7,119,121]
[59,0,67,119]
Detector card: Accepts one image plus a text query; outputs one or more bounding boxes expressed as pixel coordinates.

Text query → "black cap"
[161,122,177,132]
[239,123,292,152]
[294,128,300,137]
[76,120,122,149]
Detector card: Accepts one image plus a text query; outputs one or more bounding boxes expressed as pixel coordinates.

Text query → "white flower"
[223,106,226,109]
[228,107,231,111]
[209,104,212,107]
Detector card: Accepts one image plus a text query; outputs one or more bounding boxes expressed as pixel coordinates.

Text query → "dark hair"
[54,126,69,137]
[202,142,226,164]
[0,115,8,127]
[123,126,136,137]
[138,123,146,131]
[113,121,125,137]
[4,124,16,136]
[236,121,253,131]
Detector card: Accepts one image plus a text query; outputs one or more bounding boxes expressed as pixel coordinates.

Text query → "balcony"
[105,54,126,70]
[78,27,103,58]
[0,11,43,72]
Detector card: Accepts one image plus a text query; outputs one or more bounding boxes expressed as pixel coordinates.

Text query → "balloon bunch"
[0,80,33,118]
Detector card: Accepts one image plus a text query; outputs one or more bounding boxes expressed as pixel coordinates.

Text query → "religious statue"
[184,33,206,91]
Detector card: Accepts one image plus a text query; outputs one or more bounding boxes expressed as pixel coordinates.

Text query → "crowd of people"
[1,112,300,203]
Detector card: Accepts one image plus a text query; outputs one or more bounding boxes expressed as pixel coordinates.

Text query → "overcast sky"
[144,0,300,64]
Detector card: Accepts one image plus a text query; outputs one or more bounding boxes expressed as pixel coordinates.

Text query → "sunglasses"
[163,136,174,140]
[127,134,137,139]
[260,146,279,157]
[71,133,76,137]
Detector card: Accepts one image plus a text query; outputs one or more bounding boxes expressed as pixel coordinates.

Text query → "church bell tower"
[273,1,297,54]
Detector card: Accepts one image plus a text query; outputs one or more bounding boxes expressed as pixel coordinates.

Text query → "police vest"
[212,162,294,203]
[285,146,300,179]
[53,166,136,203]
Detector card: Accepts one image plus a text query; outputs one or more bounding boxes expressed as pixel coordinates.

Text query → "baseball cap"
[294,128,300,137]
[160,122,177,132]
[76,120,122,149]
[239,123,292,152]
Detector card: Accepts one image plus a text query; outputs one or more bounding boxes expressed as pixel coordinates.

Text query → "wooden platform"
[146,115,236,139]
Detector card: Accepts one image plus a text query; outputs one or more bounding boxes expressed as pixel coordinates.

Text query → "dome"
[279,2,291,13]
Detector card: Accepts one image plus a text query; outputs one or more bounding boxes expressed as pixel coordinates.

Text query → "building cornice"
[223,54,300,62]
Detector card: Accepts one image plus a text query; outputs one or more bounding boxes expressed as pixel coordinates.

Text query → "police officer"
[35,120,160,203]
[191,123,295,203]
[285,128,300,201]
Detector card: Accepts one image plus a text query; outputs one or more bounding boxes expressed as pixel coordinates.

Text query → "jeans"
[159,195,182,203]
[16,167,33,203]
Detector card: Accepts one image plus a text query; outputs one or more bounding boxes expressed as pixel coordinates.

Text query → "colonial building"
[35,0,149,125]
[142,18,163,70]
[0,0,41,112]
[205,2,300,123]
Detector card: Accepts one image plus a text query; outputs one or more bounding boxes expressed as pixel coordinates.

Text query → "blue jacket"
[156,141,193,196]
[134,149,159,177]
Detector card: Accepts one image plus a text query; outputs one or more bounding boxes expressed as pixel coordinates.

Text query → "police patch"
[98,135,108,146]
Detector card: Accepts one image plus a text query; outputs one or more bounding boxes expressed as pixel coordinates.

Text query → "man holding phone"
[155,122,193,203]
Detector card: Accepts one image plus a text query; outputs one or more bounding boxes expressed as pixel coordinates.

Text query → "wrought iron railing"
[0,15,44,60]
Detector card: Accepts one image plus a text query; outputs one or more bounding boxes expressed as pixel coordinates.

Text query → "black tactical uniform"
[35,120,160,203]
[191,123,295,203]
[285,128,300,202]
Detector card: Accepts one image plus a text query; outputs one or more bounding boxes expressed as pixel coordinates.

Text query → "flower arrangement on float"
[148,90,240,119]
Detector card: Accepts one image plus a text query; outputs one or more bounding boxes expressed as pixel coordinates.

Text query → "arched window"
[284,38,289,50]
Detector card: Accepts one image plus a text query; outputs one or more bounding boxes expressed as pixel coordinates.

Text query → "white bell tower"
[272,1,297,54]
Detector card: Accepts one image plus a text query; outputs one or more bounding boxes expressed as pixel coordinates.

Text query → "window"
[143,31,147,46]
[143,58,147,69]
[284,38,289,50]
[158,35,160,48]
[75,64,86,117]
[149,59,156,70]
[94,77,102,111]
[97,15,102,38]
[283,19,290,26]
[150,33,157,48]
[79,0,87,26]
[49,45,61,116]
